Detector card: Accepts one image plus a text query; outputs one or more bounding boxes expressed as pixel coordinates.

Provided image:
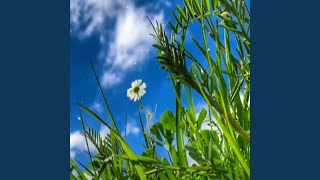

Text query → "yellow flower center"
[133,86,140,93]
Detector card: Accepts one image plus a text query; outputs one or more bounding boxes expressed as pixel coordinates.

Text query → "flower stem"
[136,103,149,149]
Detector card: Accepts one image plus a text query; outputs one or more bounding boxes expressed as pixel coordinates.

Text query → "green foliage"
[160,110,176,131]
[71,0,250,179]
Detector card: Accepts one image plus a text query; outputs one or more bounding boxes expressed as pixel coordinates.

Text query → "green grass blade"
[77,103,147,180]
[70,159,88,180]
[89,60,119,133]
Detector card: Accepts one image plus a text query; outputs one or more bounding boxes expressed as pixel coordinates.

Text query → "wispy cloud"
[70,0,165,88]
[101,70,123,88]
[70,125,110,159]
[70,0,118,37]
[99,125,110,138]
[70,130,96,159]
[163,1,172,8]
[104,7,163,71]
[70,151,76,159]
[121,120,140,137]
[89,101,103,114]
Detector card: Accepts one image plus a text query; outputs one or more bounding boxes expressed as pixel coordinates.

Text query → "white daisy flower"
[127,79,146,102]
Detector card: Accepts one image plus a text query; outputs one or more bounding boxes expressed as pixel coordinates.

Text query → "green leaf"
[208,138,213,160]
[200,130,210,144]
[197,108,207,128]
[70,159,88,180]
[164,167,177,180]
[172,11,182,25]
[188,151,206,164]
[183,0,194,16]
[159,172,167,180]
[152,44,166,51]
[171,147,178,166]
[160,110,176,131]
[150,122,163,141]
[176,5,187,22]
[185,144,206,164]
[205,0,210,12]
[76,160,94,177]
[230,78,244,103]
[96,160,111,179]
[168,21,178,34]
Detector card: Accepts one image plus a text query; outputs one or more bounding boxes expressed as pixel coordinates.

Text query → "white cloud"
[99,125,110,138]
[164,1,172,7]
[121,121,140,137]
[90,101,103,114]
[70,0,118,37]
[70,0,165,88]
[70,131,88,150]
[70,125,110,159]
[105,7,163,71]
[101,70,123,88]
[70,151,76,159]
[70,131,96,159]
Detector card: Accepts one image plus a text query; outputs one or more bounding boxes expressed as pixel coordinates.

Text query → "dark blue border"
[252,0,320,179]
[0,1,69,179]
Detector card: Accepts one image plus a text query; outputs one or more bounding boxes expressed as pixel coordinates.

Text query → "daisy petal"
[127,88,132,97]
[140,83,146,90]
[129,93,134,100]
[139,90,146,96]
[137,79,142,86]
[131,80,137,87]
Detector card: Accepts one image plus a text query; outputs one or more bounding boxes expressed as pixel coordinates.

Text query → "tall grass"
[70,0,250,179]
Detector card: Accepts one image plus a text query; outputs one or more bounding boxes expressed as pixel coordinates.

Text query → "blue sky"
[70,0,249,165]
